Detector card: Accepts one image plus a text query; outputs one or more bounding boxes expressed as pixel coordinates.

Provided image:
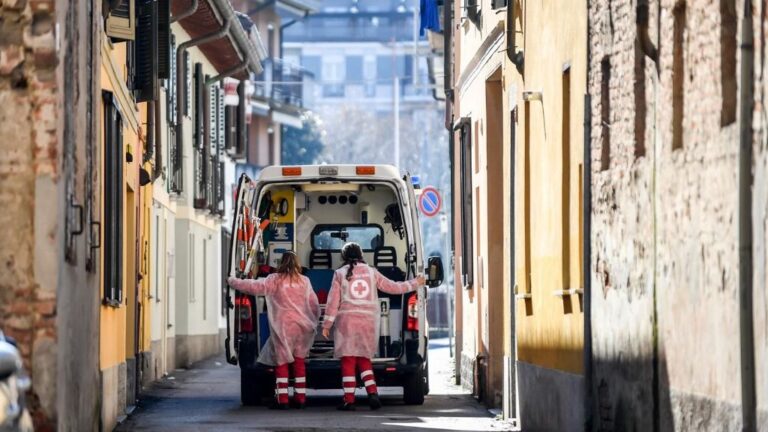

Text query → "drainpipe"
[583,92,593,432]
[170,0,198,23]
[175,19,232,193]
[738,0,756,430]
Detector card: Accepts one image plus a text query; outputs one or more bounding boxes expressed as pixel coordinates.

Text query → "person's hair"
[276,251,302,281]
[341,242,364,281]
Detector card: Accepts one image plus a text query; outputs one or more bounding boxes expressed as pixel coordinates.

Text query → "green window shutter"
[134,0,158,102]
[157,0,170,79]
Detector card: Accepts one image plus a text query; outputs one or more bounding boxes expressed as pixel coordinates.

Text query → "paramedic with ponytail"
[321,242,425,410]
[228,251,320,410]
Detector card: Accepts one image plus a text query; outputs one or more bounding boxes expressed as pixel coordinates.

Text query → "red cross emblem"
[350,279,370,299]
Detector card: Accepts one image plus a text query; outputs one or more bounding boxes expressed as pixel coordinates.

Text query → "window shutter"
[209,84,217,155]
[167,34,177,126]
[185,52,192,117]
[194,63,204,150]
[106,0,135,41]
[217,87,225,152]
[235,81,246,158]
[157,0,170,79]
[134,0,158,102]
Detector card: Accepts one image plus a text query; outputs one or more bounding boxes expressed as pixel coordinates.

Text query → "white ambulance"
[225,164,444,405]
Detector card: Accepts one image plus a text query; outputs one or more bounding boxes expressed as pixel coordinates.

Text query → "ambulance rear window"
[311,225,384,252]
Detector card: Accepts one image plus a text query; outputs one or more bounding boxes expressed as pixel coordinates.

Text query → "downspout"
[175,18,232,193]
[583,1,594,430]
[170,0,198,23]
[738,0,756,430]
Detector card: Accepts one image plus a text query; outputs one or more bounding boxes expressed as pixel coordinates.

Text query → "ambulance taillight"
[236,295,253,333]
[406,294,418,331]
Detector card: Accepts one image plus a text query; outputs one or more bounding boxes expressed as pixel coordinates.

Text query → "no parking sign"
[418,186,441,217]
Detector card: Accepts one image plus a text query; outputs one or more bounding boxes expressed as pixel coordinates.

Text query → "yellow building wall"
[99,37,153,370]
[510,0,587,375]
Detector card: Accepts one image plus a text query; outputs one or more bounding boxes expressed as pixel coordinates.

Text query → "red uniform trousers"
[340,356,378,403]
[274,357,307,404]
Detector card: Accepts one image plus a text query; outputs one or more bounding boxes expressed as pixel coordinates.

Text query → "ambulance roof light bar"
[282,166,302,176]
[356,166,376,175]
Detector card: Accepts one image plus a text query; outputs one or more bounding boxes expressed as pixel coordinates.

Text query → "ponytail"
[340,242,364,281]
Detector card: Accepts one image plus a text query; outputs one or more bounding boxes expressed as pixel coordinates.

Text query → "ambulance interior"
[250,182,416,361]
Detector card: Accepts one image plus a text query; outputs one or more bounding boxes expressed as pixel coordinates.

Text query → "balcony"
[252,58,314,110]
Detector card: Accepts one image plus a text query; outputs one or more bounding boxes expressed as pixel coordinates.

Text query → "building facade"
[446,0,587,429]
[587,0,768,430]
[0,0,101,430]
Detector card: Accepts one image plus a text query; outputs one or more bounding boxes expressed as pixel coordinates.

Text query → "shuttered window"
[106,0,135,41]
[193,63,206,209]
[134,0,159,102]
[103,91,124,306]
[166,34,177,126]
[157,0,170,79]
[184,52,192,117]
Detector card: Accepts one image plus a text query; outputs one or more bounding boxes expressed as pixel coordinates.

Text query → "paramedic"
[228,251,320,409]
[321,242,425,410]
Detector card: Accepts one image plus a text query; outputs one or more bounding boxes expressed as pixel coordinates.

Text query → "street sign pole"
[440,213,454,357]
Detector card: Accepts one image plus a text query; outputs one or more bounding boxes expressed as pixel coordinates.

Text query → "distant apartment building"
[231,0,318,169]
[283,0,440,168]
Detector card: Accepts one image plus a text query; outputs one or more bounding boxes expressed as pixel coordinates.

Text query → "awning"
[271,110,303,129]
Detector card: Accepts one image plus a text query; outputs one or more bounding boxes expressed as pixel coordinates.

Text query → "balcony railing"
[252,58,313,109]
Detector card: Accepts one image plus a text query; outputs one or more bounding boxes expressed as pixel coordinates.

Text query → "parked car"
[0,332,32,432]
[225,165,444,405]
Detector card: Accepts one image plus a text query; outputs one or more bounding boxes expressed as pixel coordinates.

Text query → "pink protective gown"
[323,264,421,359]
[229,274,320,366]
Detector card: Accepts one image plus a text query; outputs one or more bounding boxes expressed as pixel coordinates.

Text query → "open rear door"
[225,173,253,365]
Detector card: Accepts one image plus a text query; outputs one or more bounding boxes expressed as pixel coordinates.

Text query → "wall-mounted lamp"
[522,91,542,102]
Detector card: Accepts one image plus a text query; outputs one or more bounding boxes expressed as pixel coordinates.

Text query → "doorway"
[484,71,505,407]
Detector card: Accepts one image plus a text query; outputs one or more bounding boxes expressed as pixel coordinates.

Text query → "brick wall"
[588,0,766,430]
[0,1,61,429]
[0,1,100,430]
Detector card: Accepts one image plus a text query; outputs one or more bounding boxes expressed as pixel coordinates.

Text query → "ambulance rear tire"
[241,369,270,406]
[403,367,426,405]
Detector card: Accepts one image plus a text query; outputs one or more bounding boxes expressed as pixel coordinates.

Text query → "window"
[634,40,646,157]
[193,63,207,209]
[311,225,385,252]
[189,232,195,302]
[103,91,123,306]
[459,119,474,287]
[492,0,508,9]
[720,0,737,126]
[672,1,686,150]
[105,0,135,41]
[184,51,191,117]
[203,238,208,320]
[600,57,611,170]
[377,56,393,80]
[166,34,177,127]
[134,0,159,102]
[346,56,363,82]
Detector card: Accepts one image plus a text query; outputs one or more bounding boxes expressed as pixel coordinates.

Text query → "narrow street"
[116,339,512,431]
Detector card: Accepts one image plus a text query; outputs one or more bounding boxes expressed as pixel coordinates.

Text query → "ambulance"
[225,164,444,405]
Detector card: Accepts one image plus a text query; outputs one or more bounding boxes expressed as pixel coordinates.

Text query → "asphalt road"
[116,339,513,431]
